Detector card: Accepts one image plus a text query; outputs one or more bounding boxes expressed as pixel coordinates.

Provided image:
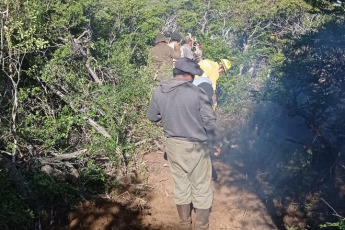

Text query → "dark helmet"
[170,32,182,42]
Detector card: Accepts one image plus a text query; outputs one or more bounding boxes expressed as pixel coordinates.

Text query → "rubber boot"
[195,208,210,230]
[176,204,192,230]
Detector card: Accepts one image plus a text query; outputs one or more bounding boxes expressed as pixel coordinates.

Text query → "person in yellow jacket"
[194,58,231,110]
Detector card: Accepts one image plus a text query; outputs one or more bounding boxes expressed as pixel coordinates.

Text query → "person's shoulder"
[186,81,203,92]
[199,59,218,69]
[160,43,175,52]
[199,59,216,64]
[193,77,212,86]
[182,44,190,48]
[152,84,163,96]
[151,45,159,53]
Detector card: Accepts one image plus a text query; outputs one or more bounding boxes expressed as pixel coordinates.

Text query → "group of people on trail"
[150,32,231,109]
[147,32,231,230]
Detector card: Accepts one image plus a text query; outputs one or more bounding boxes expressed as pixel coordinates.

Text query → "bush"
[0,171,34,230]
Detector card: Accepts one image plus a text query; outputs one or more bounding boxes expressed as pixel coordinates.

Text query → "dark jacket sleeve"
[198,82,213,105]
[147,92,162,122]
[198,90,222,149]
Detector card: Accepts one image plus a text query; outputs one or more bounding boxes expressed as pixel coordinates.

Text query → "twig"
[116,191,131,201]
[133,184,154,190]
[0,150,12,156]
[135,139,151,147]
[35,149,88,165]
[321,198,344,218]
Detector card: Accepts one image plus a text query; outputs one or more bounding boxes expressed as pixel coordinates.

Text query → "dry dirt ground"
[139,150,278,230]
[58,102,345,229]
[59,104,288,230]
[61,147,280,230]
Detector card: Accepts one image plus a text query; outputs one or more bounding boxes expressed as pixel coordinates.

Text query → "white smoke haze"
[215,20,345,229]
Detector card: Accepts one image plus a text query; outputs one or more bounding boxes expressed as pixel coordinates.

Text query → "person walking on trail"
[167,32,183,67]
[194,58,232,110]
[147,57,222,230]
[151,33,181,82]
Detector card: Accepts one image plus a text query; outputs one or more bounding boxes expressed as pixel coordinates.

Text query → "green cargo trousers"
[166,138,213,209]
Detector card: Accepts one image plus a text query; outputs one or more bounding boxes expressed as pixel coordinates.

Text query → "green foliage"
[1,0,345,228]
[0,171,34,229]
[177,10,198,31]
[218,74,252,115]
[79,160,107,193]
[198,35,233,61]
[17,85,80,151]
[320,218,345,230]
[27,171,79,204]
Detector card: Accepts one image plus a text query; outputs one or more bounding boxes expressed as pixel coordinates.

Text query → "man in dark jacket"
[151,33,181,82]
[147,58,222,230]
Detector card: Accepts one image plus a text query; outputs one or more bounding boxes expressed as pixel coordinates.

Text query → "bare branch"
[200,0,212,34]
[51,85,112,138]
[0,150,12,156]
[321,197,344,218]
[38,149,87,164]
[71,30,103,84]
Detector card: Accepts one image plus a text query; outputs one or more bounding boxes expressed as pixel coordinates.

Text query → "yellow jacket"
[196,59,219,91]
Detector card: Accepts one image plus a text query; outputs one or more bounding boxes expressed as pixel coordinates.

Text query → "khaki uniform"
[151,43,181,82]
[166,138,213,209]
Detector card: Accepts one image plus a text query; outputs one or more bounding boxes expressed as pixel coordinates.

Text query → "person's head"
[174,58,204,81]
[218,58,231,74]
[170,32,182,43]
[155,33,167,44]
[183,34,193,46]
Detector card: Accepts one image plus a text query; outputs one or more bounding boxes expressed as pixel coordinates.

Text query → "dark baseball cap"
[170,32,182,42]
[175,58,204,76]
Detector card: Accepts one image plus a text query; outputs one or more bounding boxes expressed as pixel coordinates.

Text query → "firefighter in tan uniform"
[150,33,181,82]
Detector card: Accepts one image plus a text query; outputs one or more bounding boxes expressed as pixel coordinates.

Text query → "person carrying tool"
[150,33,181,82]
[147,57,222,230]
[194,58,231,110]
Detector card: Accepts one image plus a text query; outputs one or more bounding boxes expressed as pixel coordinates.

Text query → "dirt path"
[62,147,278,230]
[140,148,278,230]
[57,102,344,229]
[62,103,307,229]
